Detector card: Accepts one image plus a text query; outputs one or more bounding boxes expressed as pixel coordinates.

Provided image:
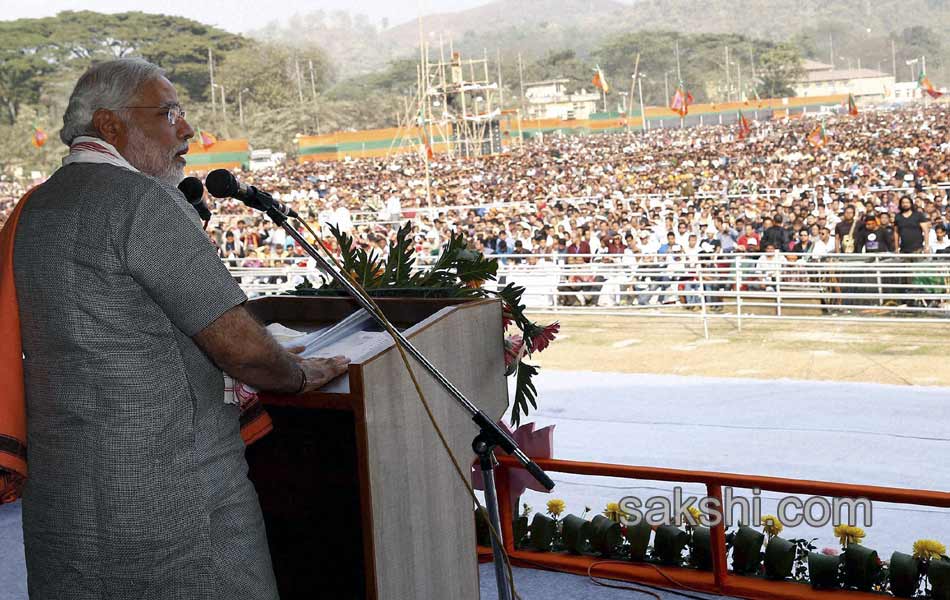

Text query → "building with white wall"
[792,60,894,101]
[524,79,601,120]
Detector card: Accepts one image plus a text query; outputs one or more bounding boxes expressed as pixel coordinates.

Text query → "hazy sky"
[1,0,496,33]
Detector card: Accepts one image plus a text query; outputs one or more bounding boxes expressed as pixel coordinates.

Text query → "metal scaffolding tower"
[420,44,503,158]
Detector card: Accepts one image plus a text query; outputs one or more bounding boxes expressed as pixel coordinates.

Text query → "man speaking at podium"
[3,58,348,598]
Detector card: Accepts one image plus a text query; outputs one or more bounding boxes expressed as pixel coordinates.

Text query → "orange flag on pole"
[592,66,609,94]
[31,128,47,148]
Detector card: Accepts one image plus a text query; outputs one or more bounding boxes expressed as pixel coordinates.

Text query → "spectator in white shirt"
[811,227,834,257]
[932,224,950,252]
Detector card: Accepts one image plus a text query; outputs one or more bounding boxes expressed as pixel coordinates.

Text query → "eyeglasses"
[113,104,186,126]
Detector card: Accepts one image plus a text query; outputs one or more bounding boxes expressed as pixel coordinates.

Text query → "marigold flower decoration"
[687,506,703,525]
[913,539,947,561]
[603,502,622,523]
[761,515,783,537]
[833,524,866,547]
[546,499,566,518]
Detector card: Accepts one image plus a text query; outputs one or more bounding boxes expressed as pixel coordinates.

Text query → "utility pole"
[737,60,742,101]
[294,60,304,103]
[308,59,319,133]
[829,33,834,67]
[497,48,504,109]
[238,88,249,128]
[216,84,226,118]
[664,71,670,103]
[518,52,526,116]
[891,39,897,79]
[627,53,639,126]
[675,39,682,83]
[309,60,317,100]
[208,47,216,113]
[724,45,730,101]
[749,47,756,78]
[637,73,647,132]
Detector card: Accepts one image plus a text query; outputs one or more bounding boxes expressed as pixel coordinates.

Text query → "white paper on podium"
[264,311,393,393]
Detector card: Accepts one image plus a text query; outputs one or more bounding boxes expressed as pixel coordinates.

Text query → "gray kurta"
[14,163,278,599]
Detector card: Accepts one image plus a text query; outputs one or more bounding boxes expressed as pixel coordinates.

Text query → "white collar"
[62,136,139,173]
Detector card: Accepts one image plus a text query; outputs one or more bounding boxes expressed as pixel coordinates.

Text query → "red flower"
[528,322,560,354]
[504,336,525,369]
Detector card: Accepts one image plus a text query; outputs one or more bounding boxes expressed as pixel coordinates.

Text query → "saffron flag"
[31,128,47,148]
[847,94,859,117]
[592,66,609,94]
[737,111,751,140]
[197,129,217,149]
[670,87,693,117]
[807,121,826,148]
[918,72,944,99]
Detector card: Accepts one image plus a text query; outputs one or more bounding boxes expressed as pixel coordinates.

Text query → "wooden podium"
[245,296,508,600]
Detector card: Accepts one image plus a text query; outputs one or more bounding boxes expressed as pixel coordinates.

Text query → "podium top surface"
[247,295,477,331]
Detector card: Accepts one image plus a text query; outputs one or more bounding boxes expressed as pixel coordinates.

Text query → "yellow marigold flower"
[834,524,866,546]
[603,502,621,522]
[761,515,783,537]
[546,499,566,518]
[913,539,947,561]
[687,506,702,524]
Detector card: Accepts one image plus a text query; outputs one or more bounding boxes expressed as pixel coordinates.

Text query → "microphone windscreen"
[177,177,204,205]
[206,169,238,198]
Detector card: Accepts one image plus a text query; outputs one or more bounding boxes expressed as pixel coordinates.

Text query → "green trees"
[756,44,804,99]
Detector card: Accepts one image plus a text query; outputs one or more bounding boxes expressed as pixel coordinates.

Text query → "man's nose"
[178,116,195,141]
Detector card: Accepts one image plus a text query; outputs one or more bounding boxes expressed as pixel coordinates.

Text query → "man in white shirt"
[931,224,950,252]
[811,228,834,257]
[638,231,660,254]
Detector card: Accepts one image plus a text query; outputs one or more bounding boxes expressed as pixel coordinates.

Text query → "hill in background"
[256,0,947,84]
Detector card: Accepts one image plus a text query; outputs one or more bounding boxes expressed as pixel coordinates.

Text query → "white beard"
[124,126,185,186]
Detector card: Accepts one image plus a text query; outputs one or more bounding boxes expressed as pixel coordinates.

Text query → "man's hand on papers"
[291,349,350,393]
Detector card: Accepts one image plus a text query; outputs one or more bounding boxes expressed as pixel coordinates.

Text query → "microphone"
[205,169,299,219]
[178,176,212,221]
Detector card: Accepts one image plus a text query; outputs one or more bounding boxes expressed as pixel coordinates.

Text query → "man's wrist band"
[294,366,307,394]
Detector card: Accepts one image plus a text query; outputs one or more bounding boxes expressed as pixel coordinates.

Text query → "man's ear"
[91,109,127,149]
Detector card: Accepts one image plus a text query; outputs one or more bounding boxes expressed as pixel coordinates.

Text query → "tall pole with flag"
[592,65,609,112]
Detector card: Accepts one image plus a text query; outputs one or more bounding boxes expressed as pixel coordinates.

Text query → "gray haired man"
[14,58,348,598]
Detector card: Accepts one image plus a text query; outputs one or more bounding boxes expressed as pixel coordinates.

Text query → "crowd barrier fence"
[226,253,950,335]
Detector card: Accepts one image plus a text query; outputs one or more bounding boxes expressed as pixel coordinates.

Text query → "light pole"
[905,58,919,83]
[238,88,250,128]
[214,84,227,118]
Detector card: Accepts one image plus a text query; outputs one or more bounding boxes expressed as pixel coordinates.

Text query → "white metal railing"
[227,253,950,332]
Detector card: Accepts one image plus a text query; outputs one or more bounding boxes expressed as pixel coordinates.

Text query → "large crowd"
[3,104,950,279]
